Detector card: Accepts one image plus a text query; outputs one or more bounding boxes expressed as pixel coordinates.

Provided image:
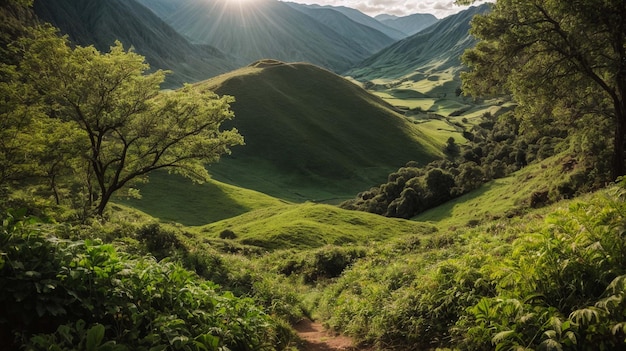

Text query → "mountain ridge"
[163,0,373,72]
[33,0,237,88]
[346,4,491,81]
[379,13,439,36]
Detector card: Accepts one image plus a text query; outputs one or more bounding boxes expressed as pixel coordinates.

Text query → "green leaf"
[492,329,516,344]
[86,324,105,351]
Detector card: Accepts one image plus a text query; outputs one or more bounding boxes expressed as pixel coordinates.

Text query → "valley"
[2,0,626,350]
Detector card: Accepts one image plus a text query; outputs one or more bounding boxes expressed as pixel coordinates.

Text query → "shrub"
[0,211,285,350]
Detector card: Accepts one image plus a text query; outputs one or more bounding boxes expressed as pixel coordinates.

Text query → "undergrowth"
[309,185,626,350]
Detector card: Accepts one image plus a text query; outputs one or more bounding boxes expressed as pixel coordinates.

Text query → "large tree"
[460,0,626,179]
[9,26,244,216]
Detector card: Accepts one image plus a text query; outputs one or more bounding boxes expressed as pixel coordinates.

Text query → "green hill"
[194,60,443,202]
[116,171,287,226]
[196,202,437,250]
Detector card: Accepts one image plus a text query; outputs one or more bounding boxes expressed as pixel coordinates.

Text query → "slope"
[164,0,371,72]
[286,2,408,40]
[116,171,287,226]
[379,13,439,36]
[286,3,396,54]
[196,60,443,203]
[33,0,236,88]
[196,202,437,250]
[346,4,491,81]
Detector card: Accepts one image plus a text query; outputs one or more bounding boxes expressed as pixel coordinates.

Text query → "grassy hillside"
[415,153,588,230]
[196,202,437,250]
[116,171,287,226]
[190,60,444,203]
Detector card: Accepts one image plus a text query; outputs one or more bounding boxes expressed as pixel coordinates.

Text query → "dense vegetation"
[0,211,288,350]
[340,107,606,219]
[316,183,626,350]
[3,0,626,350]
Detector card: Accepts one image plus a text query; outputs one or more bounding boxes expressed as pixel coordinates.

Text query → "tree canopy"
[461,0,626,179]
[2,25,244,217]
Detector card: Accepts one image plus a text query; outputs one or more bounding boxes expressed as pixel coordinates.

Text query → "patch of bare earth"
[294,319,364,351]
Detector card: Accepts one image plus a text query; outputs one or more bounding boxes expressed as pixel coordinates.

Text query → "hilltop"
[132,60,443,206]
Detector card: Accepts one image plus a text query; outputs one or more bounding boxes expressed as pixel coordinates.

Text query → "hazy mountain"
[163,0,372,72]
[346,4,491,81]
[134,0,190,19]
[286,3,396,54]
[33,0,237,88]
[288,3,408,40]
[197,60,442,201]
[378,13,439,36]
[374,14,398,21]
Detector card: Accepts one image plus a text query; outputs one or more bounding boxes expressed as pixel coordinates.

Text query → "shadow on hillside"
[414,181,499,223]
[118,171,249,226]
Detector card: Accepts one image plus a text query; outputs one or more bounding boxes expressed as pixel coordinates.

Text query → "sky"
[282,0,493,18]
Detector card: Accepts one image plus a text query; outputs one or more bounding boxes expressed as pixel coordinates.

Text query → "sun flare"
[223,0,259,4]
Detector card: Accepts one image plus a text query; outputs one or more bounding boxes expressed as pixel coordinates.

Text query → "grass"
[415,153,584,230]
[192,62,444,202]
[195,202,438,250]
[116,171,286,226]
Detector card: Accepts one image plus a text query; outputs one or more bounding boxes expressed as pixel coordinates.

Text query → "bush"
[0,211,285,350]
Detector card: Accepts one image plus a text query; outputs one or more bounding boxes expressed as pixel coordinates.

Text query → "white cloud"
[283,0,493,18]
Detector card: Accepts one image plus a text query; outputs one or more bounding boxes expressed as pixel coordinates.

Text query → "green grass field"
[116,171,286,226]
[196,202,438,250]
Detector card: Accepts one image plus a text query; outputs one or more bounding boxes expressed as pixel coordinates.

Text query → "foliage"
[341,110,581,219]
[462,0,626,179]
[313,185,626,350]
[0,211,284,350]
[3,25,243,217]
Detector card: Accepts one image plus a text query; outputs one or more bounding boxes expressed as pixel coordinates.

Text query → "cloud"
[283,0,493,18]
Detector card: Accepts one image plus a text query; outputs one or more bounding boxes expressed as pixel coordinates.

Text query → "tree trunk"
[95,189,114,217]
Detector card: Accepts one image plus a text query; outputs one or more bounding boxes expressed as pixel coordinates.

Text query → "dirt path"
[294,319,358,351]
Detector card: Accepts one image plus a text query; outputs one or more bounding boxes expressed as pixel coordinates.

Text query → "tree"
[460,0,626,179]
[12,26,244,216]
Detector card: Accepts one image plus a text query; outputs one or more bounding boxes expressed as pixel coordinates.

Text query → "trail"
[294,319,361,351]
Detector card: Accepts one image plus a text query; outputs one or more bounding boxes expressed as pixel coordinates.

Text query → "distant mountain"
[134,0,190,19]
[197,60,442,202]
[288,3,408,40]
[346,4,491,81]
[162,0,372,72]
[374,14,398,22]
[33,0,236,88]
[378,13,439,36]
[286,3,396,54]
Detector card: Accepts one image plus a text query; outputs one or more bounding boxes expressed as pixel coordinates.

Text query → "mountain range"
[346,4,490,81]
[33,0,237,88]
[376,13,439,36]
